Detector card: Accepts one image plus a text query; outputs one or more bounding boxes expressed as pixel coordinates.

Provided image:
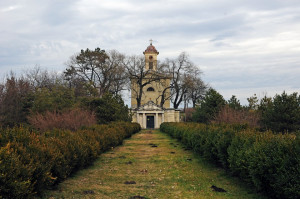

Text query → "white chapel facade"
[131,42,180,129]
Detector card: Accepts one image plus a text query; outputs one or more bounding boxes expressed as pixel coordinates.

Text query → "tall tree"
[259,92,300,133]
[0,74,33,126]
[227,95,242,110]
[192,88,225,123]
[83,93,131,124]
[161,52,204,109]
[65,48,127,97]
[187,72,207,108]
[107,50,128,96]
[247,94,259,110]
[126,55,167,108]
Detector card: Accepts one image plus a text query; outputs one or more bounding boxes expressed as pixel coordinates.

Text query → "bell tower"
[130,41,180,129]
[143,39,159,71]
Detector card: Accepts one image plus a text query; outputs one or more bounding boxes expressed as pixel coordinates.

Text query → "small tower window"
[149,62,153,70]
[147,87,155,92]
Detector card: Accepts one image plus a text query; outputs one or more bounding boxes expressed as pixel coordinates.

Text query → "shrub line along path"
[42,130,266,199]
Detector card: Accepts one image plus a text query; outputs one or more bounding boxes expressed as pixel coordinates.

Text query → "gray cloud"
[1,0,300,105]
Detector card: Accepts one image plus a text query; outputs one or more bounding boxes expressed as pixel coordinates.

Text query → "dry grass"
[28,108,97,132]
[40,130,266,199]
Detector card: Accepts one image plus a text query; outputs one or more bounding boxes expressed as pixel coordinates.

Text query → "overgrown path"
[42,130,265,199]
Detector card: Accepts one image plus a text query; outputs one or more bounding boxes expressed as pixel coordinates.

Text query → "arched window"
[147,87,155,92]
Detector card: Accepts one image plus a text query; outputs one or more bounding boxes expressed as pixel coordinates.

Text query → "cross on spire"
[149,39,153,45]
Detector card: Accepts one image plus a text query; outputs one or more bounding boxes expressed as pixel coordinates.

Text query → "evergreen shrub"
[160,122,299,199]
[0,122,140,198]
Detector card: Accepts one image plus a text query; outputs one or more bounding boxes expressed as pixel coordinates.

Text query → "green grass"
[40,130,267,199]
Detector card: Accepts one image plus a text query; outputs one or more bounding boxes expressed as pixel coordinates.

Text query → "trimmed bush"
[0,122,140,198]
[160,122,300,199]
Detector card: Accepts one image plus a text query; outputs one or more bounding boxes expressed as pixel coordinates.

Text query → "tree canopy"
[64,48,128,97]
[0,47,207,127]
[83,93,132,124]
[192,88,225,123]
[161,52,207,109]
[259,91,300,133]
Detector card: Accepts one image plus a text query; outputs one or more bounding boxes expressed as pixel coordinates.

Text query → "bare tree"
[105,50,128,96]
[161,52,203,109]
[188,74,207,108]
[148,52,207,109]
[25,66,64,89]
[126,55,168,108]
[156,83,172,108]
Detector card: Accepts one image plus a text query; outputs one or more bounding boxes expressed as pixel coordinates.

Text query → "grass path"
[41,130,266,199]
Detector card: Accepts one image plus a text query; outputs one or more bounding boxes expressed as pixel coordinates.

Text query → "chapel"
[131,41,180,129]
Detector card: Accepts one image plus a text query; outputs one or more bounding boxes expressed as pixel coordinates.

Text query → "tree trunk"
[136,82,143,108]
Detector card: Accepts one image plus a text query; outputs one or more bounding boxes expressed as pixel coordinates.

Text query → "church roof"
[144,44,159,54]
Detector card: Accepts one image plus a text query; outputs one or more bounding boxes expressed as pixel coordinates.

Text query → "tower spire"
[149,39,153,45]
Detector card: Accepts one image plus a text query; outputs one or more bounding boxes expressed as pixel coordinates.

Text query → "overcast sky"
[1,0,300,105]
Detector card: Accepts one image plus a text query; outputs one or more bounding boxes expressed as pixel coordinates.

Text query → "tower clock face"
[149,55,153,60]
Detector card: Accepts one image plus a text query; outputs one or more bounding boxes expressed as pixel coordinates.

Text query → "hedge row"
[160,122,300,199]
[0,122,141,199]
